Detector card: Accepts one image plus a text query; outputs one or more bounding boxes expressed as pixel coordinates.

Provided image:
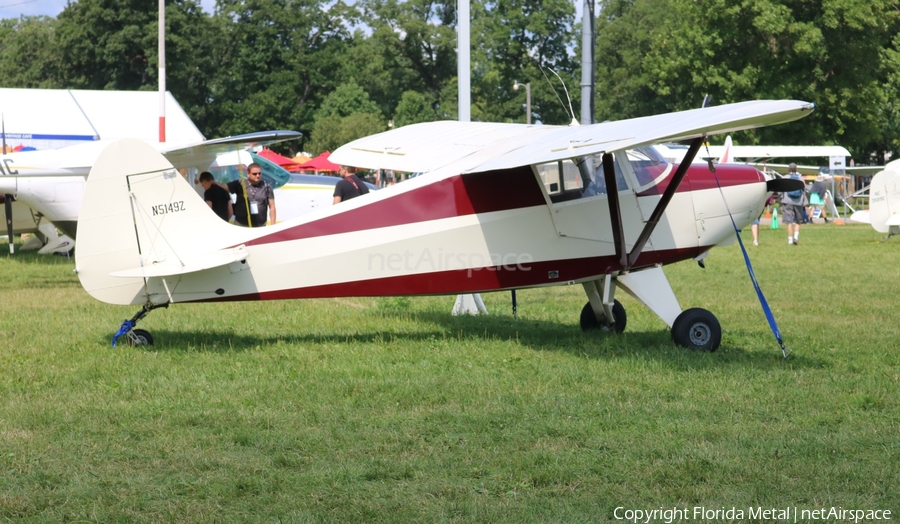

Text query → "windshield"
[627,147,671,188]
[208,152,292,189]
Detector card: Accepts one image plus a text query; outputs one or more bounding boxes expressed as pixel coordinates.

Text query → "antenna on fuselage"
[540,66,579,125]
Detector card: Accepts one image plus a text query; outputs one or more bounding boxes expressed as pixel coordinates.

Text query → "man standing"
[780,163,807,245]
[227,163,276,227]
[198,171,232,222]
[333,165,370,204]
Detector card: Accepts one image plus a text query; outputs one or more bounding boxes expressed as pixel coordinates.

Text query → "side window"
[537,160,583,194]
[537,161,562,195]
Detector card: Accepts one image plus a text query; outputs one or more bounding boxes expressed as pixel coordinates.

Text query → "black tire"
[580,300,626,333]
[671,308,720,351]
[129,329,154,346]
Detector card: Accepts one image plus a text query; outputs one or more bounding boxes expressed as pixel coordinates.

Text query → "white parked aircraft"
[73,100,813,350]
[0,131,303,252]
[849,159,900,238]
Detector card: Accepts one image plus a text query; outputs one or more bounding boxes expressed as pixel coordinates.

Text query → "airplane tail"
[75,138,243,305]
[863,165,900,234]
[719,135,734,163]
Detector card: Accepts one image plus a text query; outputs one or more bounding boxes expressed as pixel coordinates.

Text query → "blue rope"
[709,160,791,359]
[112,319,135,347]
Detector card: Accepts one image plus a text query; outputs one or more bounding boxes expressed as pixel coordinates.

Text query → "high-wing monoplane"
[74,100,813,350]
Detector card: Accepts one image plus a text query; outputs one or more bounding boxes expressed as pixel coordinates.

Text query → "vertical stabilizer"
[867,163,900,235]
[719,135,734,164]
[76,138,239,305]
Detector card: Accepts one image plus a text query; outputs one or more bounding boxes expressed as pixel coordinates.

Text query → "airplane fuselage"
[75,140,768,307]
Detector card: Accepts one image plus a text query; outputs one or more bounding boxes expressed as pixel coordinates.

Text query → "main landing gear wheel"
[128,329,154,346]
[671,308,721,351]
[580,300,627,333]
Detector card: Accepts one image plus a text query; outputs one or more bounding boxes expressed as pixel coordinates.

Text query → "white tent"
[0,88,204,150]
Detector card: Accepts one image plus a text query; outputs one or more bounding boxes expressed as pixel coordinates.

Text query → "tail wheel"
[128,329,154,346]
[580,300,626,333]
[671,308,720,351]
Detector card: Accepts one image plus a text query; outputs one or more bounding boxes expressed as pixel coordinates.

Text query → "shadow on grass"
[408,310,822,370]
[121,310,822,371]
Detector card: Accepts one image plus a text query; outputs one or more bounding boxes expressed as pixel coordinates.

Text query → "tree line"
[1,0,898,163]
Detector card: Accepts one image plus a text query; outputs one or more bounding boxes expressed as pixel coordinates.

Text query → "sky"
[0,0,216,19]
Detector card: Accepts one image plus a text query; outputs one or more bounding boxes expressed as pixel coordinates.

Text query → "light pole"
[513,81,531,124]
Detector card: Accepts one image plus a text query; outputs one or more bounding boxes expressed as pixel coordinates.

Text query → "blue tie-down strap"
[112,320,136,347]
[708,162,792,360]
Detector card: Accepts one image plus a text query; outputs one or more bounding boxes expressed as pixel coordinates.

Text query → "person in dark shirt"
[226,163,276,227]
[333,165,370,204]
[198,171,232,222]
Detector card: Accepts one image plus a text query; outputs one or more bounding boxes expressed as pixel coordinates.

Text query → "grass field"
[1,223,897,522]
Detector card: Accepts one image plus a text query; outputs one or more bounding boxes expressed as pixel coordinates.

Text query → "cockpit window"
[536,147,670,204]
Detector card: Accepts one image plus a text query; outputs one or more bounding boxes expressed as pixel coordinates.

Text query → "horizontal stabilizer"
[886,214,900,227]
[110,245,249,278]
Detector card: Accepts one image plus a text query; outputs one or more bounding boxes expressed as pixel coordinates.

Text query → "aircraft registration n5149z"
[74,100,812,350]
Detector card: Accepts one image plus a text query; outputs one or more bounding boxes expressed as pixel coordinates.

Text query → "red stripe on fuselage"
[246,166,545,246]
[190,246,704,303]
[245,163,761,247]
[637,163,765,196]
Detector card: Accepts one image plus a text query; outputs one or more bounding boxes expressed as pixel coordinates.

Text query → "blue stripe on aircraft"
[0,133,99,141]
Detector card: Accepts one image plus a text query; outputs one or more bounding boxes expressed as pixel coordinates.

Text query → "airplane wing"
[704,144,851,161]
[330,100,814,175]
[160,130,302,172]
[741,163,886,178]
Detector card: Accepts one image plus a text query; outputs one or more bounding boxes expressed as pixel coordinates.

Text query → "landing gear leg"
[112,302,169,347]
[581,276,627,333]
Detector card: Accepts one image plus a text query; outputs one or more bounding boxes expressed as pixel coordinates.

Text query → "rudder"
[75,138,237,305]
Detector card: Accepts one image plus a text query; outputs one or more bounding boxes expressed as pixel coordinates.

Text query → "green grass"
[1,223,897,522]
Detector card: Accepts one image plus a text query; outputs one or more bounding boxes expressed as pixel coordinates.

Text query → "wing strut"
[601,152,628,268]
[625,137,704,269]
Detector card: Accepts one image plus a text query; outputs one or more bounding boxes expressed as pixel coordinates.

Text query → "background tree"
[393,90,436,127]
[352,0,458,121]
[470,0,577,125]
[51,0,218,133]
[308,81,386,153]
[0,16,62,88]
[206,0,356,151]
[593,0,900,159]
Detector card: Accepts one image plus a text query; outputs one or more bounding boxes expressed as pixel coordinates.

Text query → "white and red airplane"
[74,100,812,350]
